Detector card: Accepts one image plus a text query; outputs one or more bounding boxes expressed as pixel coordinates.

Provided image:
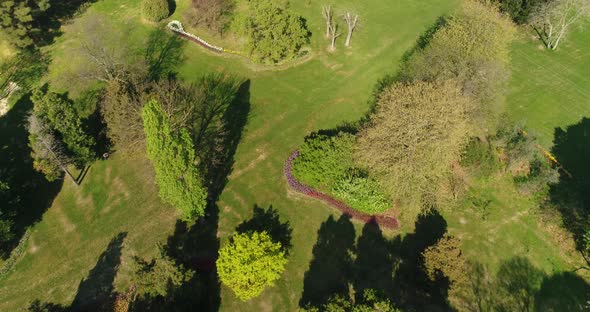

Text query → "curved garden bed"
[284,150,399,229]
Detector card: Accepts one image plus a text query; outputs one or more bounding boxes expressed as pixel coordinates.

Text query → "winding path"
[284,150,400,229]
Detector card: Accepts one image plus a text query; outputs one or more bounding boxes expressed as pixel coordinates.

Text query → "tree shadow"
[549,117,590,254]
[300,210,449,310]
[352,220,395,303]
[35,0,98,47]
[135,78,251,311]
[0,94,62,257]
[145,28,186,81]
[26,232,127,311]
[70,232,127,311]
[299,215,356,308]
[236,204,293,254]
[389,210,449,309]
[461,257,590,311]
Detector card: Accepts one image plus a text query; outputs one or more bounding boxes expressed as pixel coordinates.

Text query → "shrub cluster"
[141,0,170,22]
[291,132,391,214]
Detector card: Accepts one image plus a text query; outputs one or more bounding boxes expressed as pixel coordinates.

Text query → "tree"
[322,5,333,38]
[241,0,310,63]
[142,99,207,220]
[141,0,170,22]
[422,234,466,288]
[401,0,515,131]
[496,0,546,23]
[101,77,148,154]
[531,0,590,50]
[185,0,234,35]
[0,0,50,48]
[31,88,96,166]
[131,249,194,299]
[355,81,474,220]
[27,114,77,183]
[343,12,358,47]
[217,231,287,301]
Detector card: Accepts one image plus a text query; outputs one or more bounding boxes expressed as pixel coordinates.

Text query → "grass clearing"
[506,26,590,148]
[0,0,588,310]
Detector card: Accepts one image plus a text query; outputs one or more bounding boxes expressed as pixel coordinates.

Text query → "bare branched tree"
[531,0,590,50]
[322,5,333,38]
[343,12,359,47]
[329,20,341,51]
[27,114,78,184]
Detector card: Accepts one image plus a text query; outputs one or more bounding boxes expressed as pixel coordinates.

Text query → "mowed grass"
[506,26,590,148]
[0,0,587,310]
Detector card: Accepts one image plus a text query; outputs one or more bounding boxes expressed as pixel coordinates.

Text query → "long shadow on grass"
[134,79,251,311]
[34,0,98,47]
[145,28,186,81]
[460,257,590,311]
[236,204,293,254]
[70,232,127,311]
[28,232,127,311]
[300,210,449,310]
[0,94,63,257]
[548,117,590,260]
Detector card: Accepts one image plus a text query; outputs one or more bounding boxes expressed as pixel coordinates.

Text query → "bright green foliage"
[0,0,50,48]
[142,99,207,220]
[217,231,287,301]
[141,0,170,22]
[31,88,95,166]
[332,171,390,214]
[0,49,48,100]
[292,132,355,189]
[240,0,309,63]
[292,132,390,213]
[132,249,194,298]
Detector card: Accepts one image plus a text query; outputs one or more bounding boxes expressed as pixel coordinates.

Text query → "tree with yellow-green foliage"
[356,81,474,221]
[402,0,515,132]
[142,99,207,220]
[217,231,287,301]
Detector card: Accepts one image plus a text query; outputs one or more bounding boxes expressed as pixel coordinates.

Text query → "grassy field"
[0,0,588,310]
[506,26,590,148]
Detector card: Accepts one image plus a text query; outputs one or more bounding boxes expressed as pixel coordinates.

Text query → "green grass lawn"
[506,26,590,148]
[1,0,588,310]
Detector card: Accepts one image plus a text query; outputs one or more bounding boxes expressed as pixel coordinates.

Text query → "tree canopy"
[239,0,310,63]
[217,231,288,301]
[142,99,207,220]
[0,0,50,48]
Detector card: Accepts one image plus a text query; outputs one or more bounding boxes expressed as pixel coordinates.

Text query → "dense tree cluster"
[0,0,50,48]
[304,289,400,312]
[237,0,310,63]
[131,249,194,299]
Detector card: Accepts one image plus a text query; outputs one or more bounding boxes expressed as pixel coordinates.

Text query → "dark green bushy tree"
[31,88,96,166]
[141,0,170,22]
[0,0,50,48]
[241,0,309,63]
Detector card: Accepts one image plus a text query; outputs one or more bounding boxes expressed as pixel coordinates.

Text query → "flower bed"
[284,150,399,229]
